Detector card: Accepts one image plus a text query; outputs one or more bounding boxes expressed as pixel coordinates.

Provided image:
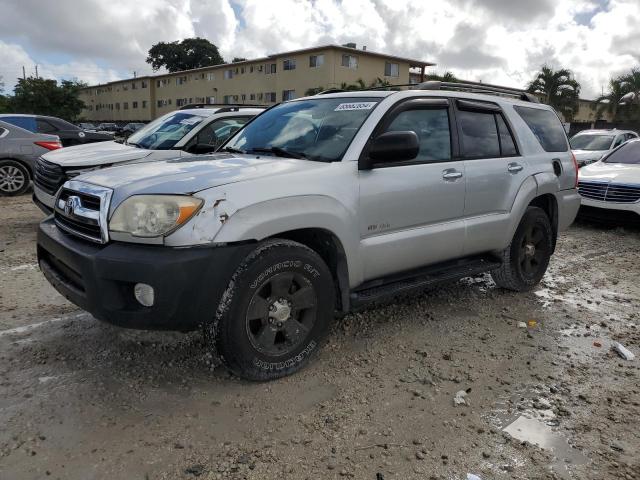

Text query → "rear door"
[358,97,466,281]
[455,99,529,256]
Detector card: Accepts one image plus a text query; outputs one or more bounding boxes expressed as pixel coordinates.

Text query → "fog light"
[134,283,155,307]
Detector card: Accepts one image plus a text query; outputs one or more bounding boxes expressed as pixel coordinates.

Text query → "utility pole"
[35,65,38,78]
[133,71,137,78]
[22,66,26,80]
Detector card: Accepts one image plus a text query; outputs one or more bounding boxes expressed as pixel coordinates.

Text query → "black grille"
[34,158,67,196]
[54,189,103,243]
[578,181,640,204]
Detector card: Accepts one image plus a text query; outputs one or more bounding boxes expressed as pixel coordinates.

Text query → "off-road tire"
[0,160,30,196]
[207,239,335,381]
[491,206,553,291]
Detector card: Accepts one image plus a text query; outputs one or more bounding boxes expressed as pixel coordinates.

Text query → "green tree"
[146,37,224,72]
[304,86,325,96]
[424,71,458,82]
[527,66,580,121]
[596,69,640,123]
[595,77,627,119]
[10,77,86,121]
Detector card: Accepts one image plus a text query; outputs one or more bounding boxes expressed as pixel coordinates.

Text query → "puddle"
[503,415,588,478]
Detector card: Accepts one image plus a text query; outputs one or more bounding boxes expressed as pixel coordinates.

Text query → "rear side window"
[37,119,58,134]
[385,108,451,162]
[1,116,36,132]
[514,106,568,152]
[496,115,517,156]
[604,140,640,164]
[458,110,500,158]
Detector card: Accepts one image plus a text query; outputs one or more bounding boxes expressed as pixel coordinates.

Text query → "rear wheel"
[491,206,553,291]
[0,160,30,196]
[207,239,335,381]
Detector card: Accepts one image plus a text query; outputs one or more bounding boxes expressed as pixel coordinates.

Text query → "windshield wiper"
[126,140,142,148]
[221,146,246,154]
[249,147,308,159]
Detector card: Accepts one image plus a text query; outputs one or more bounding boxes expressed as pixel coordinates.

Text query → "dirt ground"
[0,193,638,480]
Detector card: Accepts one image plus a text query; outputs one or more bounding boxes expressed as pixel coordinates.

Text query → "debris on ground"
[518,321,527,328]
[527,319,538,328]
[467,474,482,480]
[453,390,468,406]
[612,342,635,360]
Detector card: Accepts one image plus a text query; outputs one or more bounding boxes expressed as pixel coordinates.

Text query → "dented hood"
[77,153,328,205]
[42,140,153,167]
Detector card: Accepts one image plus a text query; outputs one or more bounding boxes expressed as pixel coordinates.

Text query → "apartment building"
[78,44,434,122]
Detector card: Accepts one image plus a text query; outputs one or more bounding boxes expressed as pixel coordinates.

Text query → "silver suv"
[33,105,264,212]
[37,82,580,380]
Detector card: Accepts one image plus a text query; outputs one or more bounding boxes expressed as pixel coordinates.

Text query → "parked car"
[33,106,263,212]
[77,122,97,131]
[96,123,119,134]
[570,129,638,167]
[0,120,62,195]
[0,114,114,149]
[578,138,640,224]
[36,85,580,381]
[120,122,145,137]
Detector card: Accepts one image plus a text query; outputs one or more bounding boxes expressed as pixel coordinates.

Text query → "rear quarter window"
[1,116,37,133]
[514,106,568,152]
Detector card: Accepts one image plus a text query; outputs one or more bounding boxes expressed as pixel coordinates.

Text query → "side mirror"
[361,131,419,169]
[189,143,218,154]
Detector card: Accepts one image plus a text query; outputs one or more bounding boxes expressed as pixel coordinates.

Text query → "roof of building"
[80,44,435,90]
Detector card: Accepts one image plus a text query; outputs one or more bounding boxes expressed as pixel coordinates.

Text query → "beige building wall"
[79,45,432,122]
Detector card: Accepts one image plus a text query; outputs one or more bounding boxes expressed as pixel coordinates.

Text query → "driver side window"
[612,136,624,148]
[385,108,451,162]
[194,117,249,149]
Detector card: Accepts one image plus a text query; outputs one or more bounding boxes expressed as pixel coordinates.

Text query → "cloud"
[1,0,639,98]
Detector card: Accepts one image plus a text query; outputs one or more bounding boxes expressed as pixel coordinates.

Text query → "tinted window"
[514,106,568,152]
[604,140,640,164]
[385,108,451,162]
[459,110,500,158]
[496,115,517,156]
[1,116,36,132]
[193,117,250,149]
[37,119,58,134]
[570,134,614,151]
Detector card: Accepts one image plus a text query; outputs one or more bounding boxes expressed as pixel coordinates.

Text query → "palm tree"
[527,66,580,121]
[595,77,627,119]
[424,71,458,82]
[618,68,640,106]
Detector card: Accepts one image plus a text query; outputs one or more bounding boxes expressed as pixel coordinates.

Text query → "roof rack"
[179,103,266,111]
[315,81,539,103]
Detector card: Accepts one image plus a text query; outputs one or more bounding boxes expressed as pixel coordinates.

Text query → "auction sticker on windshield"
[334,102,377,111]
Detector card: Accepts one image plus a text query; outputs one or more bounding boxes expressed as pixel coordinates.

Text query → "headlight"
[109,195,203,238]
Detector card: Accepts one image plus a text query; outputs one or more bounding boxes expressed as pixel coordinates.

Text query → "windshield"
[223,97,382,162]
[604,140,640,164]
[127,111,207,150]
[570,134,614,151]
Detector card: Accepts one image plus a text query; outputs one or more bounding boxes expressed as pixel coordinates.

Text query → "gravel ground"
[0,193,638,480]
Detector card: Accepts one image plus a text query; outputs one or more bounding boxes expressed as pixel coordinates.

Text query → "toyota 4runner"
[37,82,581,381]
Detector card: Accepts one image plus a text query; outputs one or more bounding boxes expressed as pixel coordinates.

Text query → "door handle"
[442,169,463,180]
[508,163,523,174]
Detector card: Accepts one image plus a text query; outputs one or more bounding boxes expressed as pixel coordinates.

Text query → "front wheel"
[207,239,335,381]
[491,206,553,291]
[0,160,30,196]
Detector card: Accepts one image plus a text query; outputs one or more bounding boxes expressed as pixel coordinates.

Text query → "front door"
[358,98,466,282]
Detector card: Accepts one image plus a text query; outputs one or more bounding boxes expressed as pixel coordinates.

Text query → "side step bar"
[350,256,501,308]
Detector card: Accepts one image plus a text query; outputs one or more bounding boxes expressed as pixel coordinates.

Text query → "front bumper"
[37,218,254,331]
[33,185,56,213]
[578,197,640,225]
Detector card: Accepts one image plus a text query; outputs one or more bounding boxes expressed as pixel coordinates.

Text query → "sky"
[0,0,638,99]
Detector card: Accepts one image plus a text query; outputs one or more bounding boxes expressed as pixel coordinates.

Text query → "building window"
[384,62,399,77]
[142,101,147,108]
[224,69,233,80]
[131,82,137,90]
[132,101,138,109]
[241,94,246,101]
[283,58,296,70]
[341,54,358,69]
[123,102,129,110]
[207,96,215,104]
[282,90,295,101]
[141,80,147,88]
[266,63,276,74]
[309,54,324,68]
[250,93,255,101]
[176,76,187,86]
[258,93,263,101]
[207,73,215,81]
[115,103,120,110]
[265,92,276,102]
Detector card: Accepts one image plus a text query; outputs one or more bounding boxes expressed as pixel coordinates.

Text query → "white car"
[578,138,640,224]
[33,105,264,212]
[570,129,638,167]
